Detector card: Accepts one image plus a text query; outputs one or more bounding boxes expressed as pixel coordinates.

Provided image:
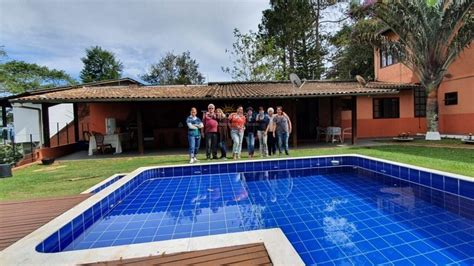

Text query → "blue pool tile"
[173,167,184,177]
[431,174,444,190]
[419,171,431,186]
[381,247,404,261]
[424,251,454,264]
[460,180,474,199]
[400,167,409,180]
[444,177,459,195]
[365,251,390,264]
[409,169,420,183]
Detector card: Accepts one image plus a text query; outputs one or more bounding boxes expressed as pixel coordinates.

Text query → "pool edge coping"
[1,154,471,264]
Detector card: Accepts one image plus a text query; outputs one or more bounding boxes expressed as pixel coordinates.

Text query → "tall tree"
[0,60,75,94]
[364,0,473,138]
[327,15,382,80]
[141,51,204,85]
[80,46,123,83]
[222,29,283,81]
[259,0,339,79]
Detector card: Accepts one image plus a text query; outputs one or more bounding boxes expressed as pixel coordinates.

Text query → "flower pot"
[0,163,12,178]
[41,158,55,165]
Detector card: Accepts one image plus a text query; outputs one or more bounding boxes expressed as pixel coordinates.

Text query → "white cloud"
[0,0,269,82]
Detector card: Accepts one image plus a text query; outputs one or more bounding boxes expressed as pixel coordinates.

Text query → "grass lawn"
[1,144,473,201]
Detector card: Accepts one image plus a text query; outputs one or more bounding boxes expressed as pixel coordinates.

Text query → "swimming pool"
[25,156,474,264]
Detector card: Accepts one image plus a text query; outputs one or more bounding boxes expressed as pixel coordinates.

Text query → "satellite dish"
[356,75,367,87]
[289,73,302,88]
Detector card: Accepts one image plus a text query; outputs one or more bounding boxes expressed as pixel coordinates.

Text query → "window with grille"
[414,87,426,117]
[444,92,458,105]
[373,98,400,119]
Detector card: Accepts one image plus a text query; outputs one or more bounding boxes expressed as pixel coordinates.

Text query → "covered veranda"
[9,80,411,159]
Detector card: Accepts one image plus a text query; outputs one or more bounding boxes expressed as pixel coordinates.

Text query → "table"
[88,134,123,156]
[326,127,342,143]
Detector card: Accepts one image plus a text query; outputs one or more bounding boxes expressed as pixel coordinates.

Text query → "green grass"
[376,138,470,146]
[1,145,473,201]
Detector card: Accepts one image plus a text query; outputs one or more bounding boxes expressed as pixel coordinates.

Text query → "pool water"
[64,167,474,265]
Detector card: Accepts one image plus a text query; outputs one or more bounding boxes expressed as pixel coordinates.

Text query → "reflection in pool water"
[60,167,473,265]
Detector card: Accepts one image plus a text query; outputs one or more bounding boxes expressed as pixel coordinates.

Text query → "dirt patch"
[32,165,67,172]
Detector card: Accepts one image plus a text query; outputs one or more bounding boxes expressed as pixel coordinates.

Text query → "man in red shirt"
[202,103,219,159]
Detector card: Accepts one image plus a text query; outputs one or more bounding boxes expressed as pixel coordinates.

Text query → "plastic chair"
[341,127,352,143]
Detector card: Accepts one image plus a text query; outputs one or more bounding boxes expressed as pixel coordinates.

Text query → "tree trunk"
[425,85,440,140]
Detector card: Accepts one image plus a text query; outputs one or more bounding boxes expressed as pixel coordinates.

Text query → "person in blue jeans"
[245,107,257,158]
[272,106,292,155]
[186,107,204,163]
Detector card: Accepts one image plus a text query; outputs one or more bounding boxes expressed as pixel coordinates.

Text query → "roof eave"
[10,90,399,104]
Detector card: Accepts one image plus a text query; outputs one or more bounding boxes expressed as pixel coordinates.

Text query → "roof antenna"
[356,75,367,87]
[289,73,302,88]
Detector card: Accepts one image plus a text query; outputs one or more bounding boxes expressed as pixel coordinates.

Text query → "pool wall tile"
[419,171,431,186]
[444,177,459,195]
[431,174,444,190]
[409,169,420,183]
[399,167,409,180]
[460,180,474,199]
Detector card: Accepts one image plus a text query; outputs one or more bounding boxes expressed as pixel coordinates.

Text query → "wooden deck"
[0,194,91,251]
[83,243,272,266]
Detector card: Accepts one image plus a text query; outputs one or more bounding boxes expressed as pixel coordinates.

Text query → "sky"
[0,0,270,83]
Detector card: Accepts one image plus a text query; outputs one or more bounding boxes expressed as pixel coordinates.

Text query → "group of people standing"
[186,104,292,164]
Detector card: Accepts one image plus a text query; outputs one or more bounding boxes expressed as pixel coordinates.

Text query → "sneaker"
[189,158,195,164]
[222,157,227,160]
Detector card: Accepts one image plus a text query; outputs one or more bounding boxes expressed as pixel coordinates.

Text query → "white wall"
[49,104,74,136]
[12,103,42,143]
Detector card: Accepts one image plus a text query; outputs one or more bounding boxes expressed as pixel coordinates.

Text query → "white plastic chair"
[341,127,352,143]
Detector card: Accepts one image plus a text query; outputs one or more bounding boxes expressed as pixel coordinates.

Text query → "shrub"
[0,144,23,165]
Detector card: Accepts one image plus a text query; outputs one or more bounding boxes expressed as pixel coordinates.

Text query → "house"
[9,80,416,158]
[343,29,474,137]
[6,36,473,160]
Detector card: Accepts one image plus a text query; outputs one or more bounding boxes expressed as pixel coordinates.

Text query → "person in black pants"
[202,103,219,159]
[266,107,277,156]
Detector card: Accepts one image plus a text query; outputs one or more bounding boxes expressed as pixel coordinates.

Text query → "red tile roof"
[11,81,418,103]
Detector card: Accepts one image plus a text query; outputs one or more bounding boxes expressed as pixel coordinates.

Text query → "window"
[414,87,426,117]
[380,48,398,67]
[444,92,458,105]
[373,98,400,119]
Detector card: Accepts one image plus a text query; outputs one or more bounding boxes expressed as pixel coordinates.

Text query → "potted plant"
[0,144,22,178]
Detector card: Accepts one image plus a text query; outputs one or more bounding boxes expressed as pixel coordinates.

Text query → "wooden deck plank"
[83,243,272,266]
[0,194,90,251]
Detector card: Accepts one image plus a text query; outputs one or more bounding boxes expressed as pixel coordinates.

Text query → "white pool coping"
[1,154,471,265]
[81,173,128,194]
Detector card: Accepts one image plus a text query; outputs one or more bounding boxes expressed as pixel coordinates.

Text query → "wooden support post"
[1,105,7,127]
[137,105,144,154]
[73,103,80,142]
[41,103,51,148]
[330,97,334,126]
[291,100,297,148]
[351,96,358,145]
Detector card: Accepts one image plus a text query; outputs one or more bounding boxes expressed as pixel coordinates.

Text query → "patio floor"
[58,139,383,161]
[0,194,91,251]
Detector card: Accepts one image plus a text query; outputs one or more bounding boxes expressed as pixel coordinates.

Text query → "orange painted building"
[342,32,474,138]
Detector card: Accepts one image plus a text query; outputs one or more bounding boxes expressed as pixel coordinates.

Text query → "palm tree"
[365,0,473,139]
